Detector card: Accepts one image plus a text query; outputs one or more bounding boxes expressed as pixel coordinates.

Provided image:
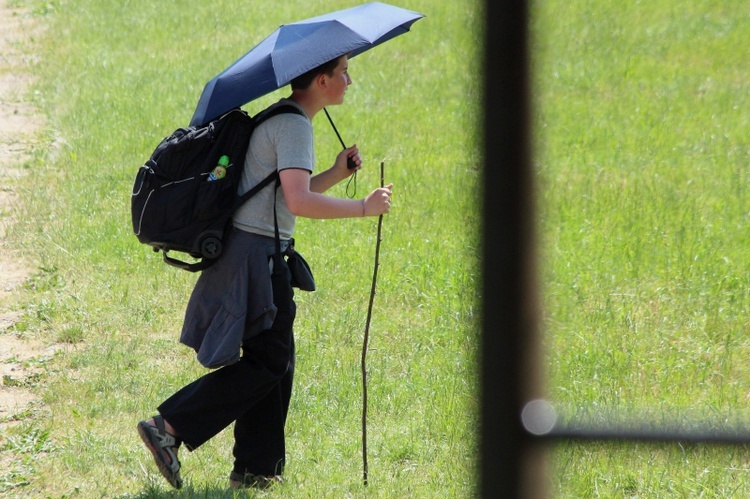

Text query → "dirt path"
[0,2,48,429]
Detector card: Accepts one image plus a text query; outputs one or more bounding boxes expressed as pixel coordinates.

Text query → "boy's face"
[324,56,352,105]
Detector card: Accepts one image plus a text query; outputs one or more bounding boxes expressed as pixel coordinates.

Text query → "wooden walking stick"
[362,160,385,486]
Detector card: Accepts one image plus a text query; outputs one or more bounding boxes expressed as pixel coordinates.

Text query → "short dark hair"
[290,55,345,90]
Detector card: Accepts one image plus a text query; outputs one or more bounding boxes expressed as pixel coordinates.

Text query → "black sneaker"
[229,471,283,490]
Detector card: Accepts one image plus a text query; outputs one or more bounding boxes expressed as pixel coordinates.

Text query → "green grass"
[6,0,748,496]
[1,0,479,497]
[533,0,750,496]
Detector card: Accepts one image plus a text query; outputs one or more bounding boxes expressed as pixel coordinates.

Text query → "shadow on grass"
[118,481,272,498]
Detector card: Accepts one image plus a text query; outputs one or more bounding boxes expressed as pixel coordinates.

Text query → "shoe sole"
[137,421,183,489]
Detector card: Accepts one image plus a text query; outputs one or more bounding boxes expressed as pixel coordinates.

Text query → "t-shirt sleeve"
[272,114,314,173]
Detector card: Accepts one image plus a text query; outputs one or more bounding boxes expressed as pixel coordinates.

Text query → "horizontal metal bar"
[540,425,750,445]
[522,399,750,445]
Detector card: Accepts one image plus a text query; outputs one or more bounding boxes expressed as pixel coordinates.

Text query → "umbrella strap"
[346,171,357,198]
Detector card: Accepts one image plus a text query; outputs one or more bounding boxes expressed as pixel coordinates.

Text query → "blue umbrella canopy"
[190,2,424,126]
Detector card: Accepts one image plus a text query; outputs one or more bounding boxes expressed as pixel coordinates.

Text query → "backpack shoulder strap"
[235,104,306,206]
[257,103,305,123]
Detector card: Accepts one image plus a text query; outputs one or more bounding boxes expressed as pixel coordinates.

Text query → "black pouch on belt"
[285,240,316,291]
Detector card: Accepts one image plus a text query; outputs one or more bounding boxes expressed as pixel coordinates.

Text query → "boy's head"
[291,55,347,90]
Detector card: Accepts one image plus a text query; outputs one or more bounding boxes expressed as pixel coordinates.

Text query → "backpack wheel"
[200,236,223,259]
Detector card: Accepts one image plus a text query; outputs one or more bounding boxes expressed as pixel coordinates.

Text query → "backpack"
[131,105,303,272]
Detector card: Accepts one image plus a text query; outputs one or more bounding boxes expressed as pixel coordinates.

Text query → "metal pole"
[480,0,545,497]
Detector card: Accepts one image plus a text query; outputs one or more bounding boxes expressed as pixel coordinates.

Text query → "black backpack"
[131,105,303,272]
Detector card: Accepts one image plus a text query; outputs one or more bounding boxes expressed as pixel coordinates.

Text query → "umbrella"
[190,2,424,127]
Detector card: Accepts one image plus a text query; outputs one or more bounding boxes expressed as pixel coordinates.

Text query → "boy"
[137,54,393,489]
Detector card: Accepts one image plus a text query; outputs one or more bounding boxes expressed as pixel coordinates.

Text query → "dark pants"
[159,256,296,476]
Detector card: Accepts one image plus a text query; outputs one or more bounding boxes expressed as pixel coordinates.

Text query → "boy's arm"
[280,168,392,219]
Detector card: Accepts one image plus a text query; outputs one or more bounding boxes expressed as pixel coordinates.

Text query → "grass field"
[3,0,749,496]
[534,0,750,496]
[1,0,479,497]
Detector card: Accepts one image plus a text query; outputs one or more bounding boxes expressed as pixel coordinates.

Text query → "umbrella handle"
[324,108,357,170]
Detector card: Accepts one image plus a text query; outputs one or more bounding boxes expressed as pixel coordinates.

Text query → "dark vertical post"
[480,0,544,497]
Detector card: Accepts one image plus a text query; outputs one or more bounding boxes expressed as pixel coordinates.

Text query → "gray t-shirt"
[233,99,314,239]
